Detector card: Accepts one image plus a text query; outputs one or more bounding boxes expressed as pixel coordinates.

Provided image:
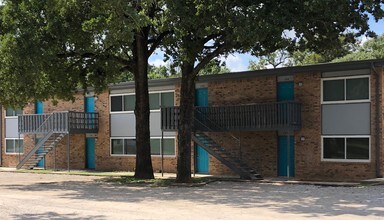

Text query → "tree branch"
[192,43,228,76]
[148,30,172,57]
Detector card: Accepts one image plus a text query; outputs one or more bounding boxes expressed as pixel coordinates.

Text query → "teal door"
[277,81,294,102]
[195,88,209,173]
[277,81,295,177]
[278,136,295,177]
[85,96,96,169]
[35,101,44,168]
[86,138,96,169]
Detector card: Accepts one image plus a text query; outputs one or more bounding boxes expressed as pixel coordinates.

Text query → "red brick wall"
[95,90,178,173]
[1,95,87,169]
[206,76,278,177]
[295,71,377,181]
[1,102,35,167]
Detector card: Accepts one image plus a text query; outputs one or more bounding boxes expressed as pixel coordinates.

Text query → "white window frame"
[110,137,176,157]
[321,75,370,104]
[5,108,23,118]
[321,135,371,162]
[110,90,175,114]
[5,138,24,155]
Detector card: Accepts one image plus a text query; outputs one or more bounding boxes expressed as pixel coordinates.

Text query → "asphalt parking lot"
[0,171,383,220]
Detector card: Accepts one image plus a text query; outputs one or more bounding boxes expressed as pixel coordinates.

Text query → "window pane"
[5,140,14,153]
[346,78,369,100]
[111,96,123,112]
[124,95,135,111]
[125,139,136,155]
[150,139,161,155]
[323,138,345,159]
[346,138,369,160]
[15,140,24,153]
[163,139,175,155]
[149,93,160,110]
[15,109,23,116]
[161,92,174,108]
[111,139,124,154]
[323,80,344,102]
[6,108,14,117]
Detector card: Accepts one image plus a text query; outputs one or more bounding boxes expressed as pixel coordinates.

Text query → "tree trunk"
[176,62,196,183]
[133,30,154,179]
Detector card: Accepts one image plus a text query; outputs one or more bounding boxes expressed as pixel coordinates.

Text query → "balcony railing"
[18,111,99,134]
[161,101,301,132]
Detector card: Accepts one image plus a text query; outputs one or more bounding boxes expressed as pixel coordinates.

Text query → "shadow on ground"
[2,178,384,218]
[12,211,105,220]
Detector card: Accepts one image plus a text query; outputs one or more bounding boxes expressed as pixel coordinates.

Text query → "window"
[6,108,23,117]
[150,138,176,156]
[110,138,175,156]
[111,139,136,155]
[110,96,123,112]
[5,139,24,154]
[322,76,369,103]
[322,136,370,161]
[110,91,174,112]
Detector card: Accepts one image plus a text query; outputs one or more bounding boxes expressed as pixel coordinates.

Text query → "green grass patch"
[101,176,214,187]
[15,169,134,177]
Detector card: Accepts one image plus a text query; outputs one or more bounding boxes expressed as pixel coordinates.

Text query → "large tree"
[163,0,384,183]
[333,34,384,62]
[0,0,170,179]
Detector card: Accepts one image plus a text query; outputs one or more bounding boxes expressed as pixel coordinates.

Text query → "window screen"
[346,78,369,100]
[111,96,123,112]
[163,139,175,155]
[161,92,174,108]
[323,138,345,159]
[125,139,136,155]
[323,79,344,102]
[111,139,124,154]
[150,139,161,155]
[346,138,369,160]
[124,95,135,111]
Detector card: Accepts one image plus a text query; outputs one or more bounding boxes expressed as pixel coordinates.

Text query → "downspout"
[373,62,382,178]
[0,105,2,166]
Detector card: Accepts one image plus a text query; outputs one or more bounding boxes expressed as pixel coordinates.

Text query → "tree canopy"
[1,0,384,182]
[162,0,384,182]
[333,35,384,62]
[0,0,172,179]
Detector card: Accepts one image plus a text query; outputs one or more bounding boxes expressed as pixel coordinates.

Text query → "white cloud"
[221,53,252,72]
[149,49,168,67]
[360,35,371,46]
[282,29,296,40]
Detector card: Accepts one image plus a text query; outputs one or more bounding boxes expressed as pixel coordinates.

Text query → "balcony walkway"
[161,101,301,132]
[18,111,99,134]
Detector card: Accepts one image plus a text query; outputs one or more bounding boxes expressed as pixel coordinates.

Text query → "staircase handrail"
[194,107,240,142]
[16,130,54,169]
[33,113,55,133]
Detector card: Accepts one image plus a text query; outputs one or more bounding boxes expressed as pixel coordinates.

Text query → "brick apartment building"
[1,59,384,181]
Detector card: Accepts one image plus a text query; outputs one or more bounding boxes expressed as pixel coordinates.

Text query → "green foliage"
[199,59,230,75]
[0,0,164,107]
[248,50,289,70]
[333,35,384,62]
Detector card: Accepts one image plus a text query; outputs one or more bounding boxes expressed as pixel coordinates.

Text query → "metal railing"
[18,111,99,134]
[161,101,301,132]
[194,108,242,159]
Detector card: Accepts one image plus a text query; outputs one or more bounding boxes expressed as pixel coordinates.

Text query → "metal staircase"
[193,109,263,180]
[16,111,99,170]
[17,132,66,169]
[193,132,262,180]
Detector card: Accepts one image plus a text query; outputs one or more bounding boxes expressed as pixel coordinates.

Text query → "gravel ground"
[0,172,383,220]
